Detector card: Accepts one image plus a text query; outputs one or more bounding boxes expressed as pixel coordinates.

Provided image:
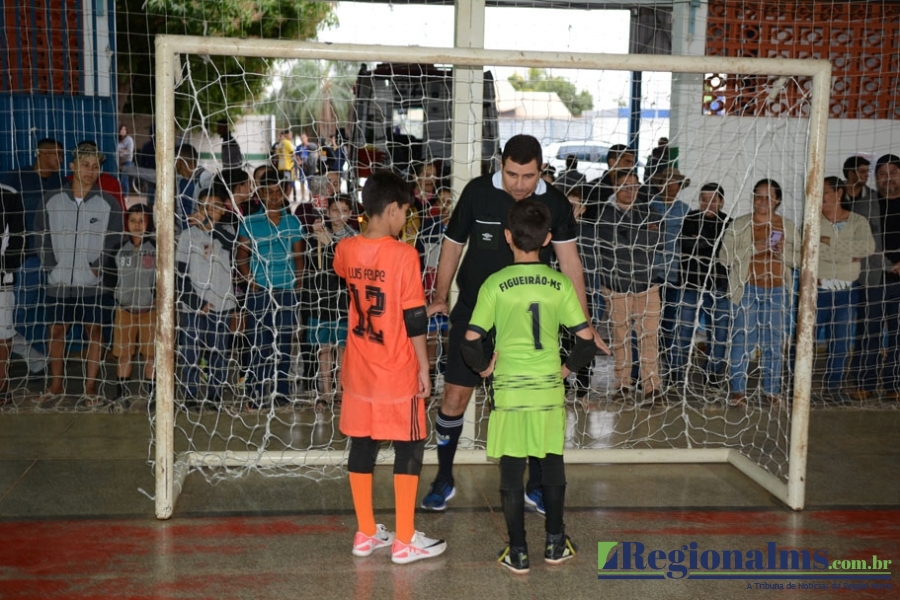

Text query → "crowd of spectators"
[0,126,897,410]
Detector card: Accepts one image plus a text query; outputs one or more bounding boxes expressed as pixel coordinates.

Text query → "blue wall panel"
[0,0,117,174]
[0,94,118,172]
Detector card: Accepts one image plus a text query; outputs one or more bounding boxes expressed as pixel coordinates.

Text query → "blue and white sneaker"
[420,478,456,510]
[524,488,546,516]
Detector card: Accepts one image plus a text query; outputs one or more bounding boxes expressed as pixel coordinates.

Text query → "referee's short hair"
[362,169,412,217]
[507,199,550,253]
[502,134,542,168]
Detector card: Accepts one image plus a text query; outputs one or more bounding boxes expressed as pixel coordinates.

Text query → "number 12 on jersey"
[349,283,385,344]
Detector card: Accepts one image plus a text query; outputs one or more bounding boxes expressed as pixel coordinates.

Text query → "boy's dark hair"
[362,170,412,217]
[501,134,542,168]
[36,137,61,151]
[125,203,154,234]
[126,203,150,217]
[843,155,870,178]
[607,144,631,164]
[507,199,550,253]
[328,194,354,210]
[197,188,222,208]
[177,143,198,161]
[700,182,725,200]
[612,168,639,187]
[823,176,844,195]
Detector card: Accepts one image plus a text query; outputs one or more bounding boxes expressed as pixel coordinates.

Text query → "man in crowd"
[1,137,65,375]
[36,141,123,406]
[843,155,876,208]
[672,183,732,387]
[582,144,635,222]
[853,154,900,401]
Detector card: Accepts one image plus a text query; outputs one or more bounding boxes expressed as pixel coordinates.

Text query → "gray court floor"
[1,388,898,600]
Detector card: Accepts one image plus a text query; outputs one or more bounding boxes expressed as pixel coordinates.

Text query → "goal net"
[150,32,832,519]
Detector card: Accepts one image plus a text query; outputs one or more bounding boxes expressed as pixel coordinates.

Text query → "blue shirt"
[649,197,690,285]
[239,208,304,289]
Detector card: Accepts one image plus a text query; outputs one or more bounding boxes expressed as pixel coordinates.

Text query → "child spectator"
[333,170,446,564]
[304,195,356,410]
[419,186,453,393]
[176,190,235,408]
[461,199,596,573]
[112,204,157,405]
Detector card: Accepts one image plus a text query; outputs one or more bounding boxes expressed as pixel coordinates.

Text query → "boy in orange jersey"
[333,170,447,564]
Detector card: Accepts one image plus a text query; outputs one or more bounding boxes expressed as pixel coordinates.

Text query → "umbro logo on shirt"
[481,232,493,242]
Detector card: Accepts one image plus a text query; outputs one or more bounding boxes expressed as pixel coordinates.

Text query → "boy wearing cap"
[36,141,124,406]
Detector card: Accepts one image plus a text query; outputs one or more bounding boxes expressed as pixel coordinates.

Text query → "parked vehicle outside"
[543,140,611,183]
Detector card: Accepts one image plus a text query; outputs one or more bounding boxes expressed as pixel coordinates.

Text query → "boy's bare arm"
[292,239,304,289]
[410,334,431,398]
[235,235,251,283]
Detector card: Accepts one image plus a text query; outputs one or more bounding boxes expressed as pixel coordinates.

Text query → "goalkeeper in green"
[461,199,596,574]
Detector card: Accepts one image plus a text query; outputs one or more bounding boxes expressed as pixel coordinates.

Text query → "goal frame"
[153,34,831,518]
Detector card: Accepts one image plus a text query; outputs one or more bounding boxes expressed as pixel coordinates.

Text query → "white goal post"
[153,34,830,518]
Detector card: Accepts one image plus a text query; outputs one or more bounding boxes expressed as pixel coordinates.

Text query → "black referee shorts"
[444,306,494,389]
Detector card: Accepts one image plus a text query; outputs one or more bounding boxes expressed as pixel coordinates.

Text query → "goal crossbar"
[154,34,831,518]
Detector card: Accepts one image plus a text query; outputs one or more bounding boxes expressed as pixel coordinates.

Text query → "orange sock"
[349,472,375,536]
[394,474,419,544]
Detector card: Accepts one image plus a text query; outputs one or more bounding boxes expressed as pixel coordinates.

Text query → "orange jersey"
[333,235,426,403]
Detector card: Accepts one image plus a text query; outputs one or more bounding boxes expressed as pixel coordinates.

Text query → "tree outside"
[260,60,360,140]
[116,0,336,127]
[508,68,594,117]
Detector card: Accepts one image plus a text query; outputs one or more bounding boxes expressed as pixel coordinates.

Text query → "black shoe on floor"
[498,545,530,574]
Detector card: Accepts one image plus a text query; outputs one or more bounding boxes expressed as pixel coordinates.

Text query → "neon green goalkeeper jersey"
[469,262,589,457]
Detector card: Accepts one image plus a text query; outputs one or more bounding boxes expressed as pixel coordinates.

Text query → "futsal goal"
[152,34,830,518]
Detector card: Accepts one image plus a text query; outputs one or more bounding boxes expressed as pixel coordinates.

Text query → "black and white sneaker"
[545,532,577,564]
[498,545,530,574]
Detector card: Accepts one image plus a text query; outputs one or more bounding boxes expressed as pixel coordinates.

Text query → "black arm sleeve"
[564,335,596,373]
[460,334,490,373]
[403,305,428,337]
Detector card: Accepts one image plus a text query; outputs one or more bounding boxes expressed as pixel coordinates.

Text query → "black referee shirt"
[444,173,578,312]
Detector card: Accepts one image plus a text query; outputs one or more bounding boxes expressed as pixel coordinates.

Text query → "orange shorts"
[339,395,427,442]
[112,307,156,359]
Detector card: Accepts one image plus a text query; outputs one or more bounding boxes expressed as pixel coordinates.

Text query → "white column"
[452,0,486,447]
[669,1,708,164]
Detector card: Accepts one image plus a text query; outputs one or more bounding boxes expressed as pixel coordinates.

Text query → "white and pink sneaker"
[391,530,447,564]
[352,524,394,557]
